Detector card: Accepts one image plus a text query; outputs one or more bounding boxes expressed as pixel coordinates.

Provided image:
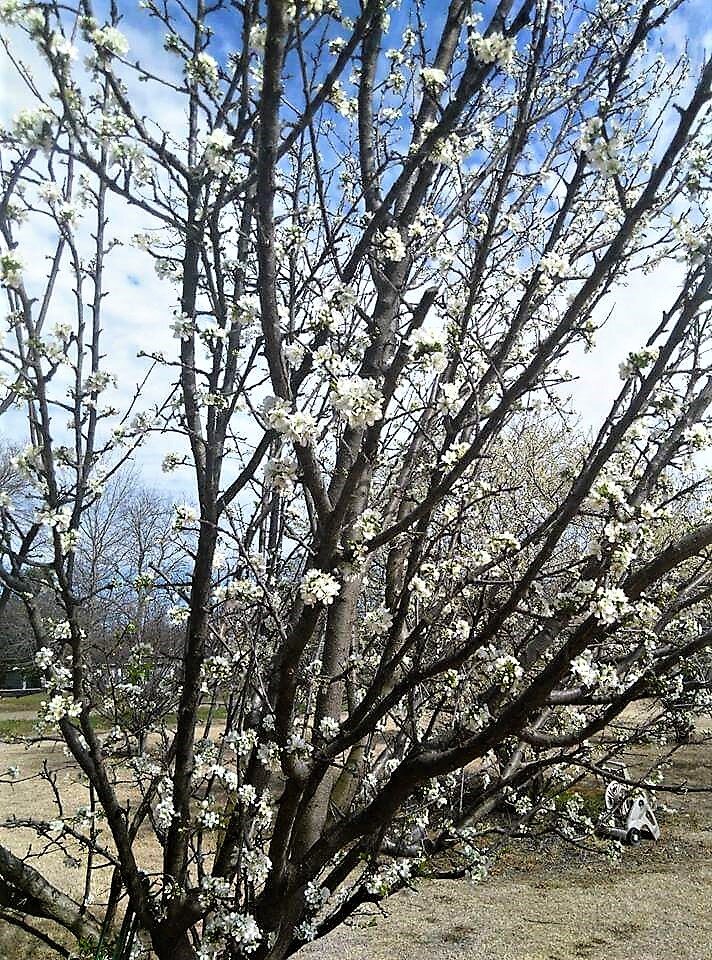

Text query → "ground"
[301,738,712,960]
[0,698,710,960]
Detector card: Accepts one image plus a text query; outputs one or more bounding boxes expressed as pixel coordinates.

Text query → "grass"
[0,696,228,743]
[0,717,37,738]
[0,691,44,711]
[553,785,605,821]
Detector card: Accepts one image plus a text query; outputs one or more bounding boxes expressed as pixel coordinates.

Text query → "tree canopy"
[1,1,712,958]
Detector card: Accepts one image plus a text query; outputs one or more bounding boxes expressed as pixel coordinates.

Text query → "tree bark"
[0,842,101,944]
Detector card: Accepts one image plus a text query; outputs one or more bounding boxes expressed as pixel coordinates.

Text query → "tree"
[1,0,712,957]
[0,438,44,679]
[73,471,187,753]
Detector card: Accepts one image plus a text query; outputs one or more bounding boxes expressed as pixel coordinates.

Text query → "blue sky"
[1,0,710,495]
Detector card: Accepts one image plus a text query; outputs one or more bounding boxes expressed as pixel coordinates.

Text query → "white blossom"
[197,800,220,829]
[376,226,407,263]
[48,32,78,62]
[592,587,632,625]
[420,67,448,93]
[469,31,515,71]
[327,80,357,118]
[363,606,393,636]
[318,716,340,738]
[264,454,298,493]
[493,654,523,688]
[34,647,56,671]
[408,324,448,370]
[263,396,318,445]
[284,733,313,758]
[155,781,177,830]
[89,25,129,57]
[300,569,341,606]
[329,376,383,429]
[243,849,272,885]
[0,252,23,287]
[619,346,659,380]
[0,0,23,25]
[684,423,710,450]
[205,128,234,174]
[39,695,82,724]
[578,116,623,177]
[186,52,219,89]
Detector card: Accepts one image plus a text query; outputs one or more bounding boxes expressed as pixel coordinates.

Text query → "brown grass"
[1,708,710,960]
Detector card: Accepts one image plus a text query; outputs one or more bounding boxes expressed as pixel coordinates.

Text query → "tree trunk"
[152,926,197,960]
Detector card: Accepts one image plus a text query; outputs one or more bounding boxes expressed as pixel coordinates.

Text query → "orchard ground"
[0,700,710,960]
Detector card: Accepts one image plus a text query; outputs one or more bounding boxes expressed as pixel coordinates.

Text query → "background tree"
[1,1,712,958]
[73,472,187,753]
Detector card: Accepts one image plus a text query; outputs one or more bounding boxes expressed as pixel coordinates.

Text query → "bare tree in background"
[1,1,712,958]
[73,473,187,754]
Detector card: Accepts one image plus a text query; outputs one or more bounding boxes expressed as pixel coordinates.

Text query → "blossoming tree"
[1,0,712,957]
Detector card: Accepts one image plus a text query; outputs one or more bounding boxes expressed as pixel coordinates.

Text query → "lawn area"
[0,729,710,960]
[0,691,44,712]
[0,694,228,740]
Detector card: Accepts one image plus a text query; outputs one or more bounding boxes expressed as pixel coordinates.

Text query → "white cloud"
[1,6,706,494]
[564,259,685,426]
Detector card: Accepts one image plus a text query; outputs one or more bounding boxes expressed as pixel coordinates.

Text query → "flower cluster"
[34,647,55,671]
[430,132,472,168]
[204,128,233,174]
[592,587,631,625]
[619,346,659,380]
[299,569,341,606]
[329,376,383,429]
[233,293,260,326]
[203,912,261,955]
[243,849,272,886]
[0,0,23,24]
[587,477,627,511]
[39,695,82,725]
[344,510,380,560]
[538,251,571,279]
[197,800,221,830]
[155,780,177,830]
[284,733,313,760]
[438,381,465,414]
[200,656,234,692]
[11,107,54,148]
[363,606,394,636]
[683,423,710,450]
[570,650,621,693]
[408,324,448,373]
[257,740,281,772]
[420,67,448,94]
[47,32,78,62]
[186,53,219,90]
[376,226,407,263]
[318,716,340,738]
[264,453,298,493]
[36,505,72,531]
[327,80,357,119]
[173,504,199,530]
[469,31,516,71]
[0,252,23,287]
[85,22,129,58]
[493,654,524,688]
[263,397,318,445]
[578,117,622,177]
[365,859,414,897]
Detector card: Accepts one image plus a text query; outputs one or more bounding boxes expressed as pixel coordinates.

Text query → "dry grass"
[1,708,710,960]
